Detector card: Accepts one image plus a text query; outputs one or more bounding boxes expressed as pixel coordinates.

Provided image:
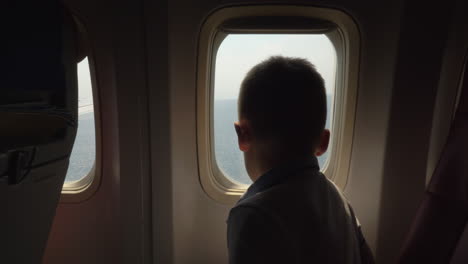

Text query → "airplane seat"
[398,58,468,263]
[1,2,82,263]
[450,222,468,263]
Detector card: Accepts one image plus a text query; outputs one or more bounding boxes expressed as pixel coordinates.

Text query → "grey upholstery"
[398,57,468,263]
[0,2,79,262]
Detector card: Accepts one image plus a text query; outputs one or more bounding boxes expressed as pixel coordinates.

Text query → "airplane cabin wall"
[363,1,456,261]
[43,0,465,263]
[44,0,153,262]
[166,0,405,263]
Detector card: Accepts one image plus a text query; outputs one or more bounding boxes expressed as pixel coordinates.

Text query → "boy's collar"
[237,156,320,204]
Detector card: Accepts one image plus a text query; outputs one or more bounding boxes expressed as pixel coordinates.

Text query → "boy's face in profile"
[233,119,256,179]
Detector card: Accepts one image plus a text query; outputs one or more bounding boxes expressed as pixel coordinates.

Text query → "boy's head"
[234,56,330,180]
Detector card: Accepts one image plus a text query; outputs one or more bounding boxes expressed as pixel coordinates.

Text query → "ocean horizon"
[66,97,331,184]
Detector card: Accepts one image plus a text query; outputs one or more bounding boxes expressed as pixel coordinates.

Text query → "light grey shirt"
[227,157,374,264]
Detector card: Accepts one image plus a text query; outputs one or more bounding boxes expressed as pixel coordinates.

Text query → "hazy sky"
[214,34,336,100]
[77,34,336,107]
[77,57,93,110]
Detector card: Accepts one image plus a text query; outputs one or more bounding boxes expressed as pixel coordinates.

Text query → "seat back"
[398,56,468,263]
[0,2,79,262]
[450,223,468,263]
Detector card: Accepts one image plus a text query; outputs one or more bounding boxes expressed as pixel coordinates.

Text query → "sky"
[214,34,336,100]
[77,57,94,114]
[77,34,337,108]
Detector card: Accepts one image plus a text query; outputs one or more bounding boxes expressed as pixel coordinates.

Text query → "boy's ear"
[315,129,330,156]
[234,120,251,152]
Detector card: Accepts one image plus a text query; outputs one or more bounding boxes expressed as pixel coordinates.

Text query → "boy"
[227,56,374,264]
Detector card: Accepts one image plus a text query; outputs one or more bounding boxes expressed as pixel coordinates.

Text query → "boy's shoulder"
[230,170,343,219]
[227,169,370,264]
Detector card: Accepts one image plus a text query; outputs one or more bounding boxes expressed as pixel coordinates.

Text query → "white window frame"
[197,5,360,204]
[60,17,101,203]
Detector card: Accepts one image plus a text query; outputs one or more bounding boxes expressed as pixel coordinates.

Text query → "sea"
[66,97,331,184]
[65,112,95,182]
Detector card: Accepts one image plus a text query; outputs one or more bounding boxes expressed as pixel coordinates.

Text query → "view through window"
[213,34,336,185]
[65,57,96,183]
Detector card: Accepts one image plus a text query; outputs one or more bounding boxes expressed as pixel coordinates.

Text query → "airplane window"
[64,57,95,184]
[213,34,336,185]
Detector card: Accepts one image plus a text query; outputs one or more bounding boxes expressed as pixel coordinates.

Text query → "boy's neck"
[249,153,315,182]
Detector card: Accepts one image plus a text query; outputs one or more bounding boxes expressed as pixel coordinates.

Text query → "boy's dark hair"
[238,56,327,155]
